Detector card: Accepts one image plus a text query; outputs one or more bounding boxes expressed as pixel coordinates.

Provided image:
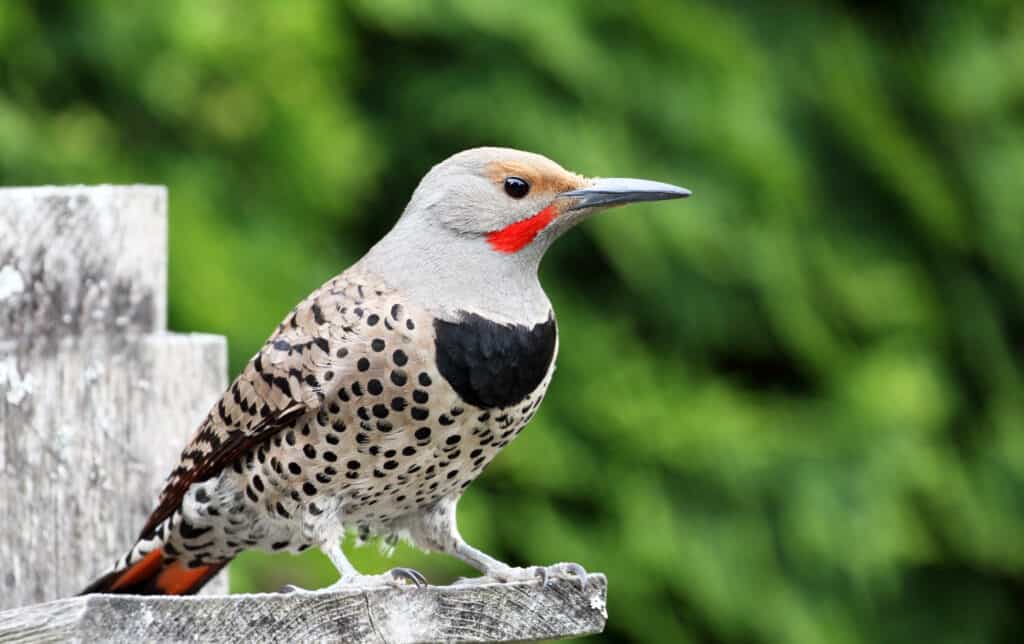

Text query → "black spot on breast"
[433,311,556,409]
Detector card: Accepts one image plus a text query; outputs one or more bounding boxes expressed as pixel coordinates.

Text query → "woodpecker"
[82,147,690,595]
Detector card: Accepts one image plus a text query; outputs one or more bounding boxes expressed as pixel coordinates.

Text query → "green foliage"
[3,1,1023,641]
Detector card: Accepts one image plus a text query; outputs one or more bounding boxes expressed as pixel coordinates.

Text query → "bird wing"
[137,277,360,540]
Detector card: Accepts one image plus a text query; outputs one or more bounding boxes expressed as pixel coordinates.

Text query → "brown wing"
[137,278,359,540]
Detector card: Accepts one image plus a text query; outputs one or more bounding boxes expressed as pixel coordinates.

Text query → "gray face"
[403,147,588,238]
[357,146,690,323]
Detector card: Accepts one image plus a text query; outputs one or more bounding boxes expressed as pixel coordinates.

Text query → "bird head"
[400,147,690,258]
[359,147,690,321]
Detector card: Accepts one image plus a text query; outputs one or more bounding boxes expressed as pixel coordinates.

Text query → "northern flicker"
[82,147,690,595]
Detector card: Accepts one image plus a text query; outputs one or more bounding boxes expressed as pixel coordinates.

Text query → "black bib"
[433,311,557,409]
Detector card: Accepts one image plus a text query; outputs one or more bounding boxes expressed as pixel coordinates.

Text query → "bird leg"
[279,541,427,593]
[405,498,588,589]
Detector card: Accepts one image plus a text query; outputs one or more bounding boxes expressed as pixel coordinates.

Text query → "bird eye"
[503,176,530,199]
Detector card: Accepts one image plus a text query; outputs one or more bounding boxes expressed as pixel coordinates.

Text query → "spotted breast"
[149,272,558,566]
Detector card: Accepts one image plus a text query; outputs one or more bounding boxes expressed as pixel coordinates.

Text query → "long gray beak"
[558,178,691,211]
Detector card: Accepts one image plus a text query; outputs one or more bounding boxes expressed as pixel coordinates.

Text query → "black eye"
[503,176,530,199]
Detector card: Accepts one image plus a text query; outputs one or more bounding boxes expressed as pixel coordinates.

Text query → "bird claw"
[546,562,589,590]
[456,562,588,590]
[389,567,428,587]
[512,563,589,590]
[534,566,549,587]
[276,567,427,593]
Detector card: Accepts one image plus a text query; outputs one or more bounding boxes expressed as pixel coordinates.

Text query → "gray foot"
[544,562,588,590]
[278,567,428,593]
[455,562,589,590]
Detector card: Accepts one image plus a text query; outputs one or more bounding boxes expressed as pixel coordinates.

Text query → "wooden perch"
[0,574,607,643]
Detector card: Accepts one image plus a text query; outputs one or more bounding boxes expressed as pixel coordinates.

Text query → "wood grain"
[0,574,607,643]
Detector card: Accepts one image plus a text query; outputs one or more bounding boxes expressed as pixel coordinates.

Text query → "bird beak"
[557,177,692,212]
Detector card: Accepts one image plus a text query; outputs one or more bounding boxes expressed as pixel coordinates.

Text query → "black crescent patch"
[433,311,557,409]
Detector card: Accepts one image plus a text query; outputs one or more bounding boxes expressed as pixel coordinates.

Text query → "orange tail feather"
[81,548,228,596]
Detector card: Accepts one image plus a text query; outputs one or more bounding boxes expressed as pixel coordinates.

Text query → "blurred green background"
[3,1,1024,642]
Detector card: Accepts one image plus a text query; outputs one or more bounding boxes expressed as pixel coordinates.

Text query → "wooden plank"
[0,575,608,643]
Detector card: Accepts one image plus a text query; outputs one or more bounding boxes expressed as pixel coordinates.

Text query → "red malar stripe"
[486,205,557,253]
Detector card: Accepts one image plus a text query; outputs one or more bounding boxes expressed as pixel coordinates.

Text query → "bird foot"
[455,562,589,590]
[279,567,428,593]
[543,562,589,589]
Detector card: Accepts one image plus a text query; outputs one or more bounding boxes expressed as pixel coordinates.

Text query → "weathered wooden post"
[0,185,229,604]
[0,185,607,643]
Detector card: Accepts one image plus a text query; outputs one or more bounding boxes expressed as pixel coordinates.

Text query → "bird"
[82,147,690,596]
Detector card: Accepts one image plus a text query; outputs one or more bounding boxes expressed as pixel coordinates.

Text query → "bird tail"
[81,547,229,596]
